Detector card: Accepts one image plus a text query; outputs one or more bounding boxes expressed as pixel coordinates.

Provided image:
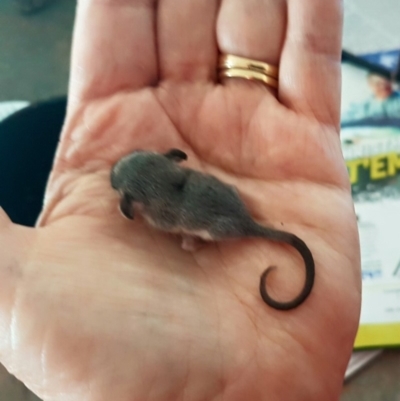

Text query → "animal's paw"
[181,235,204,252]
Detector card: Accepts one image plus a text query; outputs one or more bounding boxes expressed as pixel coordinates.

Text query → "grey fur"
[110,149,315,310]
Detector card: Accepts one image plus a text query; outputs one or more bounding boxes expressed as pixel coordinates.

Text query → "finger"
[217,0,286,93]
[158,0,220,82]
[0,209,29,356]
[279,0,343,127]
[69,0,158,104]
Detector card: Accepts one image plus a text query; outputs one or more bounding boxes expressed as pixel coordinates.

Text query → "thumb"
[0,208,36,377]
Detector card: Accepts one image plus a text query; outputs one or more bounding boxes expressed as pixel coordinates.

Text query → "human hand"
[0,1,361,400]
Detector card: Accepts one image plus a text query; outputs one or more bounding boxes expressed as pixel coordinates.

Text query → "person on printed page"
[342,73,400,123]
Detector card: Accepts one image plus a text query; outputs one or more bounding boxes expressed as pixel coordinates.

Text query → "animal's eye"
[173,181,185,190]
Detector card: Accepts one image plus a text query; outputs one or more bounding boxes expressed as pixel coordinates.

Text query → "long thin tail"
[253,225,315,310]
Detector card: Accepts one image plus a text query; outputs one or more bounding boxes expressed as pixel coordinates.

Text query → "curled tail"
[254,226,315,310]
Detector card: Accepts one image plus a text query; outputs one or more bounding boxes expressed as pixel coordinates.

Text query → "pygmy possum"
[110,148,315,310]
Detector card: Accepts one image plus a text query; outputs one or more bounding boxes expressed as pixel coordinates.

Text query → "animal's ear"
[164,148,187,163]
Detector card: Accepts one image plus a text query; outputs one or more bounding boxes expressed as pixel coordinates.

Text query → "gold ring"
[219,68,278,89]
[219,54,279,79]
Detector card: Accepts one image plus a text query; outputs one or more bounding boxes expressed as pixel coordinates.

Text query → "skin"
[0,1,361,401]
[367,74,394,100]
[110,149,315,311]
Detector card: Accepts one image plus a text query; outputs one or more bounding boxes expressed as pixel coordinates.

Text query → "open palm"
[0,1,361,400]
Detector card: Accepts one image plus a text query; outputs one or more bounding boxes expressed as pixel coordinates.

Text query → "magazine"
[341,59,400,349]
[345,350,383,380]
[341,0,400,379]
[343,0,400,56]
